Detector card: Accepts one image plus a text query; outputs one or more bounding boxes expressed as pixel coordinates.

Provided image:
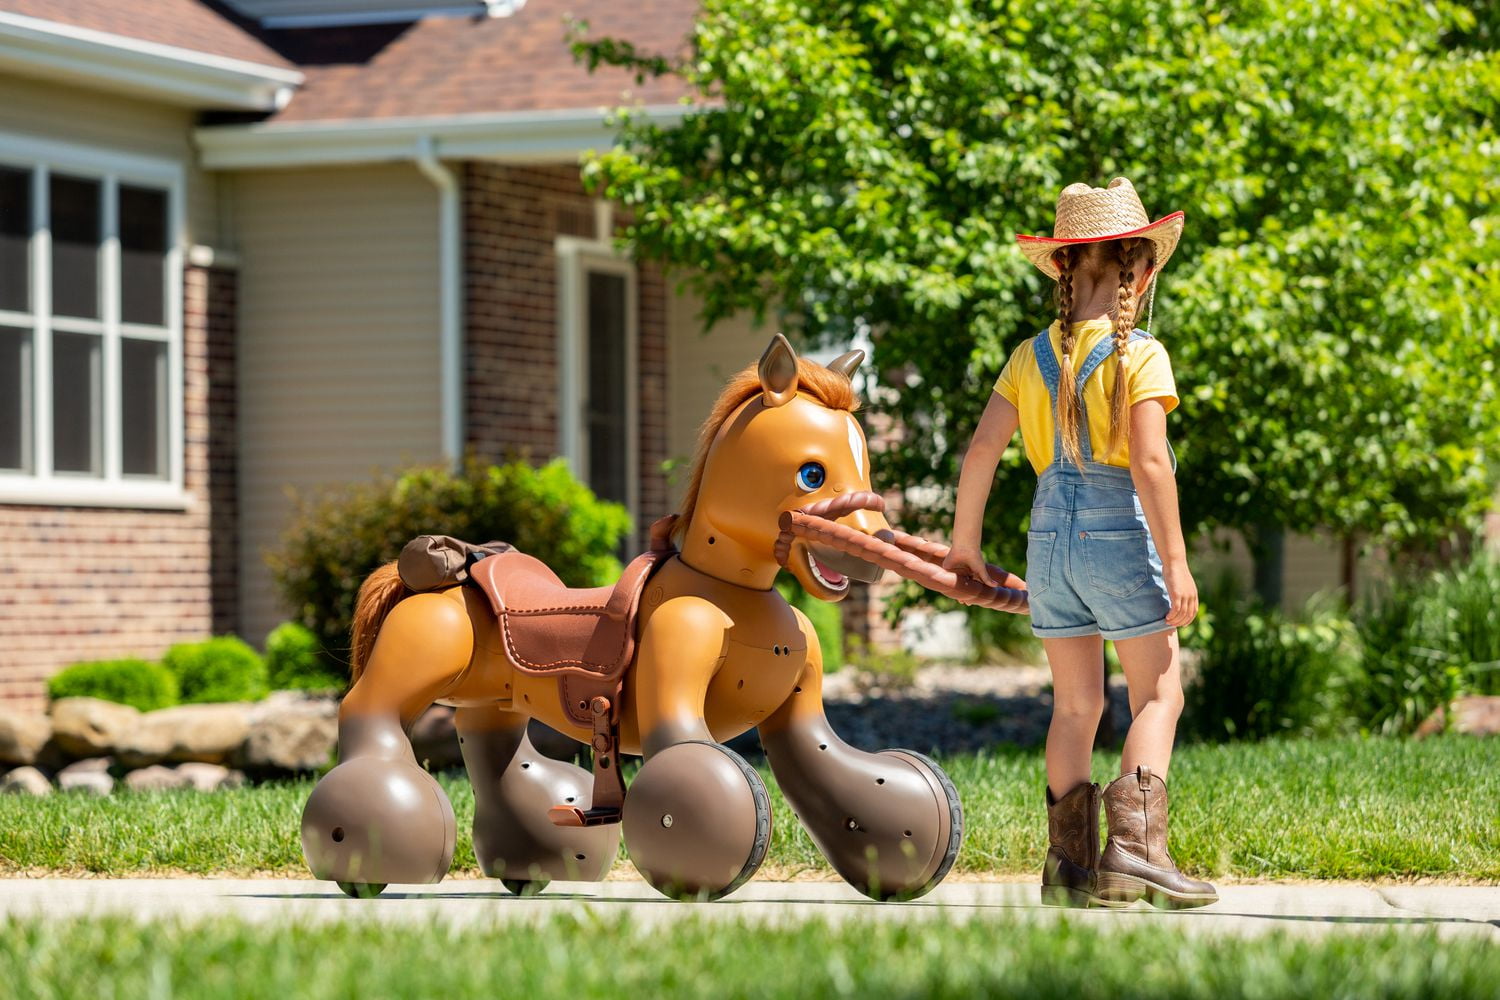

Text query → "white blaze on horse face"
[847,415,865,482]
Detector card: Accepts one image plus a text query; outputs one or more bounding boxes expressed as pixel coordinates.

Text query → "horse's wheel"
[623,741,771,901]
[502,878,550,897]
[337,881,387,899]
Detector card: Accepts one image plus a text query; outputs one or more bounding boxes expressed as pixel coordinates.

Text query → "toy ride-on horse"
[302,334,1027,901]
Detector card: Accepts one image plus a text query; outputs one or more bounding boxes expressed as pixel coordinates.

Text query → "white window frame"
[555,232,640,537]
[0,132,188,509]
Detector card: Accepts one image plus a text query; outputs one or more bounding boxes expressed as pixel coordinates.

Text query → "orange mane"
[674,358,861,540]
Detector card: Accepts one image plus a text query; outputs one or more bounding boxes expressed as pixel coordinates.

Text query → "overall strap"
[1032,330,1070,465]
[1034,328,1161,466]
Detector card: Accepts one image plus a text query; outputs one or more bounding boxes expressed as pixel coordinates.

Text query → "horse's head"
[676,334,890,601]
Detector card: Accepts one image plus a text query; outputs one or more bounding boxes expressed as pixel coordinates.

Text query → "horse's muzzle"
[775,491,1029,614]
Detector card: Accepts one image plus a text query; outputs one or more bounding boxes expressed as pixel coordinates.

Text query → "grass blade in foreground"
[2,914,1496,1000]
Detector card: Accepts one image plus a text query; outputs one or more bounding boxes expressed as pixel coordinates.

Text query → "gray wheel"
[502,878,550,896]
[623,740,772,902]
[337,881,387,899]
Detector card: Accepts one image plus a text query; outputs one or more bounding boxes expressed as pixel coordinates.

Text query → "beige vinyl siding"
[0,73,218,246]
[665,286,766,508]
[1193,530,1390,612]
[235,164,442,643]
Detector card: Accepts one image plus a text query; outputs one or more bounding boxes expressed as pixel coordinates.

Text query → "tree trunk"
[1247,524,1285,609]
[1340,534,1358,602]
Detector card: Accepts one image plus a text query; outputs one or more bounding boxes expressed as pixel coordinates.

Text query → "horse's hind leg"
[301,593,472,894]
[456,704,620,894]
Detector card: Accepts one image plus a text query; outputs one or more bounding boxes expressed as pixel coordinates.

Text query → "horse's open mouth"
[807,549,850,592]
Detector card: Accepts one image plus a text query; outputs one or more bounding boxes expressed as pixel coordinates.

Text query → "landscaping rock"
[1,766,52,796]
[411,704,463,770]
[124,765,187,792]
[0,711,52,765]
[1416,696,1500,737]
[58,756,112,774]
[116,704,251,767]
[175,762,245,792]
[239,694,337,773]
[57,759,114,796]
[50,698,140,759]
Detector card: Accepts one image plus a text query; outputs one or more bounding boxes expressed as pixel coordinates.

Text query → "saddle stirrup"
[547,694,626,828]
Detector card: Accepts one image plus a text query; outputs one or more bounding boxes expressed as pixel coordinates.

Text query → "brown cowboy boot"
[1096,765,1218,909]
[1040,781,1100,907]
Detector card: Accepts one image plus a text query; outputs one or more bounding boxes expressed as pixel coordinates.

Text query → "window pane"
[0,326,30,471]
[0,167,29,312]
[50,174,100,319]
[584,270,629,507]
[120,185,167,326]
[52,330,100,475]
[121,337,167,478]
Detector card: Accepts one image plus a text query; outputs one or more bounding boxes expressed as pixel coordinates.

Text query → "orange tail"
[350,562,411,685]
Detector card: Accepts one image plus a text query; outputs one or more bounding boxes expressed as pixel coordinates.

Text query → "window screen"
[585,270,629,507]
[49,174,100,320]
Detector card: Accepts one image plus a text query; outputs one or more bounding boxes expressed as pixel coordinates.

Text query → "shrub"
[270,459,632,662]
[845,636,923,693]
[265,622,345,693]
[162,637,269,704]
[46,658,179,712]
[1183,593,1360,741]
[1351,550,1500,734]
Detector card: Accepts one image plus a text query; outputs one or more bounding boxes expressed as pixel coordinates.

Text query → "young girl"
[944,178,1217,909]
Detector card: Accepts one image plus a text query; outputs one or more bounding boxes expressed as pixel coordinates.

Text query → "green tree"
[575,0,1500,601]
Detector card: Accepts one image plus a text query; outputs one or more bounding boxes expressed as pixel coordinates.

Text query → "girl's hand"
[1163,559,1198,627]
[942,545,999,589]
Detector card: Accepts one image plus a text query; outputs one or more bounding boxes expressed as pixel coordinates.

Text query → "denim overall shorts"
[1026,329,1174,641]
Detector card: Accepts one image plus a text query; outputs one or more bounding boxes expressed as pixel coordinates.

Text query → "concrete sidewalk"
[0,878,1495,939]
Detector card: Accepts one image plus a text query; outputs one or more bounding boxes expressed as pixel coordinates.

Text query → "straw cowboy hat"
[1017,177,1184,280]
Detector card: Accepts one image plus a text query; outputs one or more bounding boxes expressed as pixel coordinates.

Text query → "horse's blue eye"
[796,462,826,491]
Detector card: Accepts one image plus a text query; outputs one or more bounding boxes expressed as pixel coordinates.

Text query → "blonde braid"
[1106,238,1145,461]
[1052,246,1085,468]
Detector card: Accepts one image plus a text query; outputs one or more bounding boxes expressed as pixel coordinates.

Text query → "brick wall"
[0,265,237,710]
[463,162,670,535]
[203,267,239,635]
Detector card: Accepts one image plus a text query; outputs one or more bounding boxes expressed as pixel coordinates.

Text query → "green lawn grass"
[3,914,1496,1000]
[1,736,1495,879]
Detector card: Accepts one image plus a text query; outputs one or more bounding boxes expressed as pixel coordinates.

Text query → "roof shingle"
[264,0,699,122]
[2,0,698,120]
[0,0,294,69]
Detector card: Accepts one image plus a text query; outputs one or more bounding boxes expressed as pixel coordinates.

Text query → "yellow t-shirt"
[993,319,1179,472]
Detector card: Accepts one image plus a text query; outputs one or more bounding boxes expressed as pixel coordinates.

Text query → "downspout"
[415,136,464,468]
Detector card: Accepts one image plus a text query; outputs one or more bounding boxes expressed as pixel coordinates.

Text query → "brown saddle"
[462,515,678,826]
[467,546,668,725]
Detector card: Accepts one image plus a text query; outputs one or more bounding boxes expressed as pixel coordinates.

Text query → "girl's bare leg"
[1113,629,1184,778]
[1041,635,1105,796]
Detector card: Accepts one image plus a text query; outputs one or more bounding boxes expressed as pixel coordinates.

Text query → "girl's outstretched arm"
[943,392,1021,587]
[1129,398,1197,626]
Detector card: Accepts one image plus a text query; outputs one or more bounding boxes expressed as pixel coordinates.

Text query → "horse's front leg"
[759,617,963,901]
[620,596,771,900]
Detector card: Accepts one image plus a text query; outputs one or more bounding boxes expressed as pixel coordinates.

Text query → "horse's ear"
[758,333,799,407]
[826,350,864,380]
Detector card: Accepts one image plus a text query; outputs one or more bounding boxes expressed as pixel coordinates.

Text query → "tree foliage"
[576,0,1500,584]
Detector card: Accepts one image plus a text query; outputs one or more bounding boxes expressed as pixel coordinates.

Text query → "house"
[0,0,791,709]
[0,0,1403,710]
